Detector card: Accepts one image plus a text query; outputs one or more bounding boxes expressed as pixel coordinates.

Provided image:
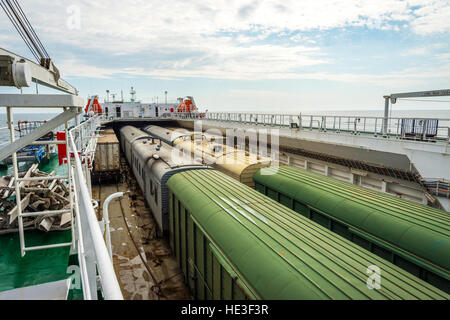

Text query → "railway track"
[92,153,190,300]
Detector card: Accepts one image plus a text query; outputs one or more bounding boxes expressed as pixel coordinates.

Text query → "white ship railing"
[99,112,450,143]
[0,112,121,299]
[68,116,123,300]
[176,112,450,142]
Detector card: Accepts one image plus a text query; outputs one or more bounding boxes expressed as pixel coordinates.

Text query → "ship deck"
[91,153,190,300]
[0,230,71,292]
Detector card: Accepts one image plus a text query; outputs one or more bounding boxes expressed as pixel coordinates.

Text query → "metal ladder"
[6,106,75,257]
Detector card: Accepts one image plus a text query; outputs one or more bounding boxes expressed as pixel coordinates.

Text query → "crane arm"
[387,89,450,104]
[0,47,78,95]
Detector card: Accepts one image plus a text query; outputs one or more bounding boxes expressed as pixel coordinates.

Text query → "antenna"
[130,87,136,102]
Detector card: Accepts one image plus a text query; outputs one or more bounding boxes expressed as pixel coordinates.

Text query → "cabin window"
[294,201,309,217]
[279,194,291,208]
[266,188,278,201]
[254,183,265,194]
[310,210,329,228]
[352,234,371,251]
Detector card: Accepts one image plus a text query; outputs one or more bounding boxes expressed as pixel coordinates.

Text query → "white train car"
[119,126,209,235]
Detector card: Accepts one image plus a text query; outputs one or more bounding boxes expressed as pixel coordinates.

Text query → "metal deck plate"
[0,230,71,292]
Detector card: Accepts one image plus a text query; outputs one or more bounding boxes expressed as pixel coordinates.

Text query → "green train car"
[253,166,450,294]
[167,169,448,300]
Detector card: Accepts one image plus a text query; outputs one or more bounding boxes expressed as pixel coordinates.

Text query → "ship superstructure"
[98,87,200,119]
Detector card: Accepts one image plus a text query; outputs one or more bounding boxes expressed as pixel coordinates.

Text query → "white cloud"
[401,47,430,56]
[58,54,450,92]
[437,52,450,60]
[410,0,450,34]
[57,59,116,79]
[2,1,449,52]
[1,0,449,83]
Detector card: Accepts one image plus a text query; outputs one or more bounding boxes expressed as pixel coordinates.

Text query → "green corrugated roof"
[167,169,449,300]
[253,166,450,279]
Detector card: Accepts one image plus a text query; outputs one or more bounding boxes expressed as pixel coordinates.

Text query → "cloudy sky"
[0,0,449,113]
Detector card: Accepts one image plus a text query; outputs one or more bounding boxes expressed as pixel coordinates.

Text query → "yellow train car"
[144,125,272,188]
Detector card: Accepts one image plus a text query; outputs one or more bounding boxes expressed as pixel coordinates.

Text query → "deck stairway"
[3,106,75,257]
[0,95,123,300]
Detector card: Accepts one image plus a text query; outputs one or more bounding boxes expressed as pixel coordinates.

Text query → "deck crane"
[382,89,450,136]
[0,0,83,260]
[0,0,77,94]
[0,0,82,161]
[0,1,123,300]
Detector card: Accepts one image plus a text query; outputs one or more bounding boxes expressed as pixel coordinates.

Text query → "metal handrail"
[164,112,449,142]
[70,166,91,300]
[97,111,450,142]
[102,192,125,260]
[68,116,123,300]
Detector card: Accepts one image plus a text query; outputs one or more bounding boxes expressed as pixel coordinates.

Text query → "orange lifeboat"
[85,96,103,115]
[177,96,197,113]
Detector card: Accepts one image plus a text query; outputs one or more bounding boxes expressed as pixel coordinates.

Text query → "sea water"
[0,112,72,176]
